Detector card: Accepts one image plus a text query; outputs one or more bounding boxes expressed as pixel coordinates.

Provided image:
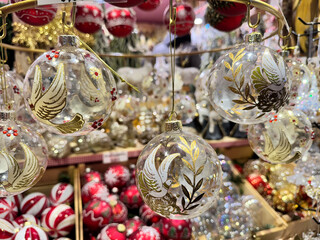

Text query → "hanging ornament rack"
[0,0,290,57]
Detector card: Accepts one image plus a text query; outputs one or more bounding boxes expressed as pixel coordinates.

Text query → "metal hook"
[278,26,292,39]
[62,3,77,31]
[0,12,7,41]
[0,46,8,65]
[246,1,260,29]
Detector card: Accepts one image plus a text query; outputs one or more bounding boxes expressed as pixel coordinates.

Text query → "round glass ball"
[136,120,222,219]
[207,32,291,124]
[23,35,117,136]
[247,107,313,164]
[0,114,48,197]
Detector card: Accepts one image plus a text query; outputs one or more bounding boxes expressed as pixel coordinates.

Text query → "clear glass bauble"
[23,35,117,136]
[0,113,48,197]
[136,120,222,219]
[207,32,291,124]
[191,211,220,240]
[247,107,313,164]
[0,65,20,112]
[175,93,197,125]
[113,95,139,122]
[141,69,168,100]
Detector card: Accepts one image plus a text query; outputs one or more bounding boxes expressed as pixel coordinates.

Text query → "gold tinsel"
[12,9,95,49]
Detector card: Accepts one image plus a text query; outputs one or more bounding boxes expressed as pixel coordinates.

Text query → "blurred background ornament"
[43,131,71,159]
[137,0,161,11]
[87,130,114,153]
[23,35,117,136]
[207,0,247,17]
[136,120,222,219]
[248,107,313,164]
[191,211,220,240]
[108,0,145,8]
[74,2,103,34]
[207,32,291,124]
[106,7,137,38]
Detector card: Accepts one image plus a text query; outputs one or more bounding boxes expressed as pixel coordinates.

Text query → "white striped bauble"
[13,214,40,229]
[0,219,15,240]
[13,194,23,212]
[50,183,74,206]
[41,204,75,238]
[12,225,48,240]
[0,197,18,220]
[21,192,49,217]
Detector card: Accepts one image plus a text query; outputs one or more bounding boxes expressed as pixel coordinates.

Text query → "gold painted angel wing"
[79,66,106,106]
[143,145,162,193]
[30,65,43,106]
[262,49,286,85]
[264,131,291,162]
[33,63,67,121]
[251,66,269,92]
[0,150,20,185]
[7,143,40,193]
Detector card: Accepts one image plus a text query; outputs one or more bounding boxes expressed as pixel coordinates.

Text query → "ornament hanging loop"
[0,12,7,41]
[246,1,260,29]
[278,21,292,39]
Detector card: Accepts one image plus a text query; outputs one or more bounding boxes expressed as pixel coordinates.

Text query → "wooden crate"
[25,166,80,240]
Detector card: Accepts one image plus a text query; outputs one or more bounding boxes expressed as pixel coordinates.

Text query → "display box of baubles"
[0,166,80,240]
[75,154,299,240]
[235,159,318,239]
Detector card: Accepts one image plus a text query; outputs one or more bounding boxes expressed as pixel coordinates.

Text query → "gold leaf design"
[229,52,234,60]
[234,64,242,78]
[182,158,194,172]
[194,148,199,161]
[224,76,234,82]
[190,141,196,150]
[224,61,231,70]
[179,136,189,148]
[178,144,191,156]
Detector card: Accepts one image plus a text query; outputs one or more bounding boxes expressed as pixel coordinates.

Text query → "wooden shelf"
[47,137,249,167]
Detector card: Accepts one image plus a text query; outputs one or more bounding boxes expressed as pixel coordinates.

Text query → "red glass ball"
[74,3,103,34]
[107,0,144,8]
[105,8,136,38]
[138,0,161,11]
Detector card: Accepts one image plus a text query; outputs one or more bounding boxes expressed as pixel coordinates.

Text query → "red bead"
[54,54,59,58]
[7,127,11,130]
[13,133,18,136]
[3,130,7,134]
[6,133,10,137]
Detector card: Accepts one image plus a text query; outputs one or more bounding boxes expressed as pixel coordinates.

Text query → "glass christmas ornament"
[207,32,291,124]
[136,120,222,219]
[191,211,220,240]
[74,2,103,34]
[23,35,117,136]
[105,8,136,38]
[247,107,313,164]
[141,69,168,100]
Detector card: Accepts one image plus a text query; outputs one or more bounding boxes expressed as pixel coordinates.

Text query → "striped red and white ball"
[0,219,15,240]
[159,218,192,240]
[50,183,74,206]
[125,217,144,237]
[0,197,18,221]
[107,0,144,8]
[82,199,112,231]
[41,204,75,238]
[21,192,49,218]
[11,0,57,26]
[109,200,128,223]
[83,170,102,184]
[128,226,161,240]
[105,8,136,38]
[13,214,40,229]
[163,2,195,36]
[104,165,130,189]
[12,225,48,240]
[137,0,161,11]
[119,185,143,209]
[13,194,23,212]
[139,204,161,225]
[74,3,103,34]
[97,223,126,240]
[81,181,109,204]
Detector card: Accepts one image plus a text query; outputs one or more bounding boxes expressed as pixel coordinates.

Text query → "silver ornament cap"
[245,32,262,43]
[58,35,79,47]
[165,120,182,132]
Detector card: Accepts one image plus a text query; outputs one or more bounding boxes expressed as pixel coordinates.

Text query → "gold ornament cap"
[280,50,289,58]
[165,120,182,132]
[0,111,15,121]
[58,35,79,47]
[245,32,262,43]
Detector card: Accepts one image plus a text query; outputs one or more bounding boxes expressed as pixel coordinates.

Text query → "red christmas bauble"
[11,0,57,26]
[129,226,161,240]
[163,2,195,36]
[104,165,130,189]
[13,194,23,212]
[0,219,15,239]
[74,3,103,34]
[105,8,136,38]
[13,214,40,229]
[246,174,273,196]
[81,181,109,205]
[159,218,192,240]
[83,199,113,231]
[125,217,144,237]
[83,170,102,184]
[0,197,18,221]
[205,7,245,32]
[41,204,75,238]
[208,0,247,17]
[137,0,161,11]
[110,200,128,223]
[50,183,74,206]
[21,192,49,218]
[139,204,161,225]
[97,223,126,240]
[119,185,143,209]
[107,0,144,8]
[12,225,48,240]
